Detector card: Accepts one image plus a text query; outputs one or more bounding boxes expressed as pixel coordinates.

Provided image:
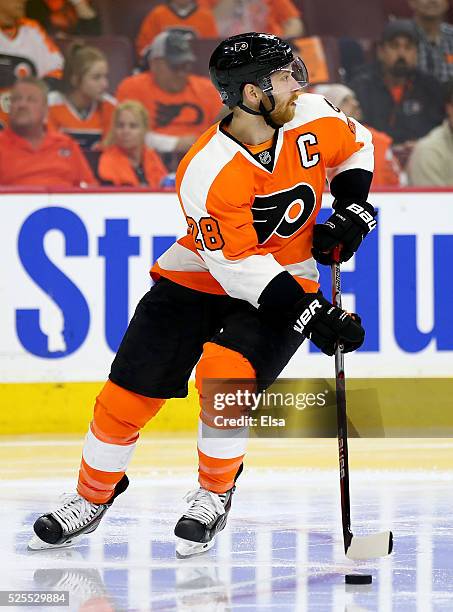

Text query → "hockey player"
[29,33,376,557]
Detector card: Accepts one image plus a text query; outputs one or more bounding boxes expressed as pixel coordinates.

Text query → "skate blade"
[175,537,215,559]
[27,534,75,551]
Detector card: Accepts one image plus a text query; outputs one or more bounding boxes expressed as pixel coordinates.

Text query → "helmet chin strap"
[237,94,282,130]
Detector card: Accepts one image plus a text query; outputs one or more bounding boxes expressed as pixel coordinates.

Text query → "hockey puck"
[345,574,372,585]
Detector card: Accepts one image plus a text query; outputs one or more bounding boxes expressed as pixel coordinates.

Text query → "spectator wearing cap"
[98,100,168,188]
[407,80,453,185]
[200,0,304,39]
[314,83,404,187]
[116,29,223,160]
[0,0,63,127]
[408,0,453,83]
[136,0,218,57]
[349,19,444,163]
[0,76,96,186]
[26,0,100,37]
[47,43,116,150]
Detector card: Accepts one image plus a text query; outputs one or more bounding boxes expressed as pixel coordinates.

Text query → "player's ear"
[242,83,262,107]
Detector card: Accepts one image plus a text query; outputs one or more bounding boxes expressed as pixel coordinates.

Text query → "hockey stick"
[331,247,393,560]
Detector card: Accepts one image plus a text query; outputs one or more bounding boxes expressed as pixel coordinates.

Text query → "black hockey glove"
[312,200,377,265]
[292,291,364,356]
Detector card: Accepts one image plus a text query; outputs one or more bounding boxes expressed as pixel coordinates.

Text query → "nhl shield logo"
[234,41,248,52]
[259,150,272,165]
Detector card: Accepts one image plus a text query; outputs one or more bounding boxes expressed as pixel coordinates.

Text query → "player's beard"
[269,93,300,126]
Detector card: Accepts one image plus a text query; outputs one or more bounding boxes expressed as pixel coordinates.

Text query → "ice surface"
[1,439,453,611]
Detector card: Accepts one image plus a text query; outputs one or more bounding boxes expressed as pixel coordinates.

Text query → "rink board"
[1,378,453,436]
[0,188,452,434]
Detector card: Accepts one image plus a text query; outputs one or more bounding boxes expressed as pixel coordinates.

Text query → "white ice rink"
[2,438,453,612]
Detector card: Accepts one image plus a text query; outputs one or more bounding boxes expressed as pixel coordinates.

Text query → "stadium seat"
[93,0,160,43]
[382,0,413,19]
[56,35,134,94]
[192,38,222,77]
[382,0,453,22]
[302,0,385,40]
[290,36,342,83]
[318,36,342,83]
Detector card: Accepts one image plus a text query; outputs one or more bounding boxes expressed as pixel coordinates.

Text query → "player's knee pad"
[195,342,255,386]
[92,380,165,443]
[195,342,256,427]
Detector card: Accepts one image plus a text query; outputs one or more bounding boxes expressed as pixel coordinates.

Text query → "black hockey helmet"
[209,32,309,109]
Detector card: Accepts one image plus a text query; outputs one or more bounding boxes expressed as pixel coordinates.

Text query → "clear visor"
[258,57,309,97]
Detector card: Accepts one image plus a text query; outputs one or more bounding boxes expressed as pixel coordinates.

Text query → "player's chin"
[279,107,297,125]
[270,104,296,127]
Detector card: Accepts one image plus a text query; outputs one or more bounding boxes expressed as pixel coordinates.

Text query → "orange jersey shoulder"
[136,5,218,55]
[0,18,63,79]
[153,93,373,304]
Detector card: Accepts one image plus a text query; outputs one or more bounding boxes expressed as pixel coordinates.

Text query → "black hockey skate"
[174,484,236,558]
[28,475,129,550]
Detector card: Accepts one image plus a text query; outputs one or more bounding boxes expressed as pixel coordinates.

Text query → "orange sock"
[195,342,256,493]
[77,380,165,504]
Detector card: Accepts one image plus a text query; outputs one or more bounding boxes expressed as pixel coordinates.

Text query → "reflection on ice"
[2,469,453,611]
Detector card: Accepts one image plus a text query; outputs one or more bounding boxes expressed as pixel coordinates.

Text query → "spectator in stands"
[314,83,404,187]
[202,0,304,39]
[47,43,116,149]
[0,0,63,126]
[99,100,168,188]
[136,0,218,57]
[0,77,96,186]
[408,0,453,83]
[117,29,223,159]
[349,19,444,165]
[26,0,101,36]
[0,0,63,82]
[407,80,453,185]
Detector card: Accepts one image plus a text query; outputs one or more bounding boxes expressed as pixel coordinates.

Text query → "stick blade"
[346,530,393,560]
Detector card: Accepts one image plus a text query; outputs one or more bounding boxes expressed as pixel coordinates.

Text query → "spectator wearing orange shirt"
[117,29,223,159]
[200,0,304,39]
[48,43,116,149]
[0,0,63,127]
[314,83,404,188]
[136,0,218,57]
[0,76,96,186]
[26,0,101,37]
[99,100,167,188]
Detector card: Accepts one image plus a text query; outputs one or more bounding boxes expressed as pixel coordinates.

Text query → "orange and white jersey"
[0,19,63,80]
[151,93,374,307]
[47,91,117,149]
[0,19,63,127]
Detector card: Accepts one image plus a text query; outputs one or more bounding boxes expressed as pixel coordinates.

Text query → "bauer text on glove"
[311,200,377,265]
[292,292,365,356]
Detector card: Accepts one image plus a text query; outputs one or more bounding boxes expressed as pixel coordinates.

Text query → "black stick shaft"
[331,257,353,554]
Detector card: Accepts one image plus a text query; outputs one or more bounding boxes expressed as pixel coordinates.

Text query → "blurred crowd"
[0,0,452,189]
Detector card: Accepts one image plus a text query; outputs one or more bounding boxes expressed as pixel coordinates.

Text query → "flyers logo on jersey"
[234,42,248,52]
[251,183,316,244]
[155,102,204,128]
